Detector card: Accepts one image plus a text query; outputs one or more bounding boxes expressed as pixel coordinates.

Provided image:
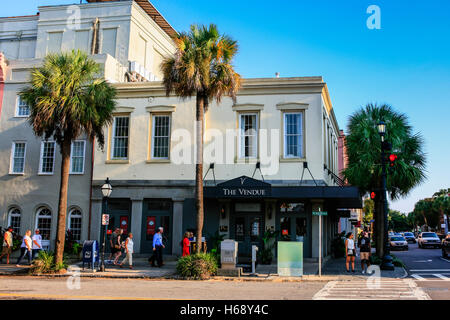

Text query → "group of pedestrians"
[345,230,372,274]
[108,228,134,269]
[0,227,43,266]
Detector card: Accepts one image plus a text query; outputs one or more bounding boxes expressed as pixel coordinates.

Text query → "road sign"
[102,214,110,226]
[312,211,328,216]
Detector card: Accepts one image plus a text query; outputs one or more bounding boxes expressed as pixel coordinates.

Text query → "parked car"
[401,232,416,244]
[417,232,441,249]
[442,232,450,258]
[389,236,408,251]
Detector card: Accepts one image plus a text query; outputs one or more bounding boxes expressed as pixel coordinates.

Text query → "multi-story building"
[90,77,361,262]
[0,0,175,250]
[0,0,361,264]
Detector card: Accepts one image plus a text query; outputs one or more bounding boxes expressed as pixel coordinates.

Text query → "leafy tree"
[388,210,411,232]
[161,24,241,253]
[343,104,426,256]
[363,198,374,225]
[20,50,116,264]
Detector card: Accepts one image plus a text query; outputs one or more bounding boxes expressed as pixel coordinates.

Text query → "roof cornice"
[113,77,327,98]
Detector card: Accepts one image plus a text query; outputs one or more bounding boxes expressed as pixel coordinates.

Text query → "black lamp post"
[99,177,112,272]
[377,121,395,270]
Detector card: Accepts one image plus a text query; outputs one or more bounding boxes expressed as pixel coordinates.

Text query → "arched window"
[68,209,82,241]
[8,207,21,234]
[36,207,52,240]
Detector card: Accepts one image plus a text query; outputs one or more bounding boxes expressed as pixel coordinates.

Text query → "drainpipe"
[87,138,95,239]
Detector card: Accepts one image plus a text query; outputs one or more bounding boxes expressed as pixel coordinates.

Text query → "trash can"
[82,240,99,272]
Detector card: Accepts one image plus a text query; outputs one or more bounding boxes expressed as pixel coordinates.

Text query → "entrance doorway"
[141,200,172,254]
[231,203,264,264]
[277,202,311,257]
[104,199,131,254]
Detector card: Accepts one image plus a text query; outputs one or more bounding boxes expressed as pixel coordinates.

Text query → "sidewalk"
[66,259,177,279]
[321,257,407,280]
[1,256,407,281]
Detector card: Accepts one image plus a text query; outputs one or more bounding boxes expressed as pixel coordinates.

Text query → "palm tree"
[20,50,116,265]
[343,103,426,257]
[161,24,241,253]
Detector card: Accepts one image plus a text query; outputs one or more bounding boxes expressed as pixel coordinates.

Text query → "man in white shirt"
[16,230,32,266]
[32,229,43,259]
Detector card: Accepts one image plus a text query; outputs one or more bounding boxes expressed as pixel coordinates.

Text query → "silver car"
[390,236,408,251]
[418,232,441,249]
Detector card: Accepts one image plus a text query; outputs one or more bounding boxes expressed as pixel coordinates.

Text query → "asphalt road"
[0,276,325,300]
[393,242,450,300]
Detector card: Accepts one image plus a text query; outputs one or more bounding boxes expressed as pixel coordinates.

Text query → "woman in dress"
[182,232,190,257]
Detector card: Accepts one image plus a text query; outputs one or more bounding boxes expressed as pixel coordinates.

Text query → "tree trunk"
[195,93,205,254]
[55,138,72,265]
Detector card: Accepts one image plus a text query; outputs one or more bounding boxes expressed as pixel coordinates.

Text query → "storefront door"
[141,200,172,254]
[104,199,131,253]
[277,202,311,258]
[232,214,264,264]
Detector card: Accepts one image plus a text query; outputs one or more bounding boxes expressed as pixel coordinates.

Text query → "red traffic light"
[370,192,376,200]
[389,154,398,167]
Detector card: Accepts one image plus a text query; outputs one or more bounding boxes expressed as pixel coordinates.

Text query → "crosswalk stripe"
[312,279,430,300]
[411,274,426,280]
[433,274,450,280]
[409,269,450,272]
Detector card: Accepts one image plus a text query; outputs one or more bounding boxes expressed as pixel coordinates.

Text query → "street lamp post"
[377,121,395,270]
[99,178,112,272]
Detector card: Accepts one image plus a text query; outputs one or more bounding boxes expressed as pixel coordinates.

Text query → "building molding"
[146,105,176,113]
[276,101,309,110]
[232,103,264,112]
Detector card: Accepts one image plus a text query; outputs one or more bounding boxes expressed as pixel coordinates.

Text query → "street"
[0,243,448,300]
[393,242,450,300]
[0,277,325,300]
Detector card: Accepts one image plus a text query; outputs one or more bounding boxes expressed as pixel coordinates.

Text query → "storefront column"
[265,200,276,232]
[90,199,102,242]
[218,200,231,239]
[311,201,324,259]
[172,198,184,256]
[130,199,143,254]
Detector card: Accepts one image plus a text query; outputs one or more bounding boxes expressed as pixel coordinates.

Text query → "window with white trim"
[8,208,21,234]
[36,207,52,241]
[10,142,26,174]
[151,115,171,159]
[68,209,82,241]
[283,112,303,158]
[39,141,56,174]
[16,96,30,117]
[239,113,258,159]
[111,116,129,159]
[70,141,85,174]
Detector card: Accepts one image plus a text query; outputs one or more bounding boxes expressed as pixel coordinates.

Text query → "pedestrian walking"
[113,228,124,265]
[108,228,119,262]
[358,231,371,274]
[16,230,32,266]
[182,232,190,257]
[120,233,134,269]
[31,229,43,260]
[0,226,14,264]
[345,232,356,273]
[149,227,165,267]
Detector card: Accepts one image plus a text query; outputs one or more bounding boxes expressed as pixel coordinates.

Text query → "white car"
[417,232,441,249]
[389,236,408,251]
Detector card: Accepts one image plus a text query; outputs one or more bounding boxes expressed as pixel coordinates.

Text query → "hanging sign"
[102,214,110,226]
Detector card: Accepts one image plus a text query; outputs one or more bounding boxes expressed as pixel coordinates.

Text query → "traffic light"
[388,154,398,167]
[370,192,376,200]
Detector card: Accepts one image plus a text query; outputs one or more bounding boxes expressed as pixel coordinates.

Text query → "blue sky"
[3,1,450,213]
